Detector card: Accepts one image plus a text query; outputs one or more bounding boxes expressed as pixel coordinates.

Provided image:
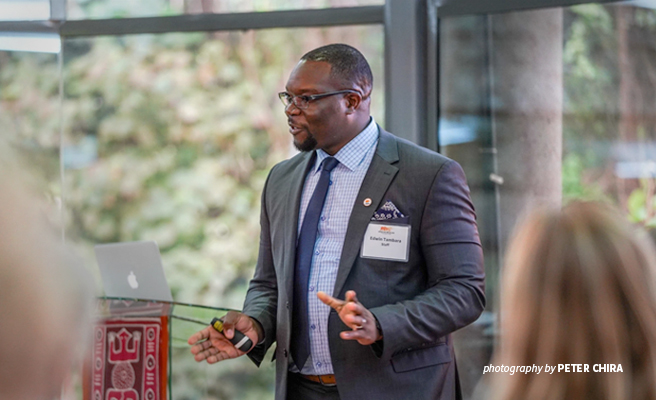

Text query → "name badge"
[361,222,411,262]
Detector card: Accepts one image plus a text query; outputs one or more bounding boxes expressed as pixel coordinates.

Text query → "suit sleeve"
[369,160,485,362]
[242,166,279,367]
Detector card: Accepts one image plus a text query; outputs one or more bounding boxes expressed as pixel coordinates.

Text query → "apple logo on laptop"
[127,271,139,289]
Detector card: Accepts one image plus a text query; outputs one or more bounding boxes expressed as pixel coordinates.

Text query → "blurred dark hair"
[301,43,373,97]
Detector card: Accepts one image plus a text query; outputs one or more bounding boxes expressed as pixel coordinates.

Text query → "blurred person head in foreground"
[0,170,94,400]
[493,201,656,400]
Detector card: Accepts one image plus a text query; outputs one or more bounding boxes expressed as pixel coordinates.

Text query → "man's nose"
[284,102,301,116]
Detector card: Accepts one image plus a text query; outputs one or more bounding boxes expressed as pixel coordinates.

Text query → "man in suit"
[188,44,485,400]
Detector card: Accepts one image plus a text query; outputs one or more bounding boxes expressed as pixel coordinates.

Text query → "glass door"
[439,2,656,397]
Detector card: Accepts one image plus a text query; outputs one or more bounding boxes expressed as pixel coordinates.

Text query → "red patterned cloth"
[86,317,168,400]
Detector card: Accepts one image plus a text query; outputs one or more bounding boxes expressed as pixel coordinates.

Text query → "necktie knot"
[322,157,339,172]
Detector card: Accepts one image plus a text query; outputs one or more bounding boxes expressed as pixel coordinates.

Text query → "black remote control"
[210,317,253,352]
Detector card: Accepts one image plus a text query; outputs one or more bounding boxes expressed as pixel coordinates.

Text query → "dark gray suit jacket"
[242,127,485,400]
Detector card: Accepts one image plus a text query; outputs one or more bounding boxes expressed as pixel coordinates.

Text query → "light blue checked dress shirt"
[294,117,379,375]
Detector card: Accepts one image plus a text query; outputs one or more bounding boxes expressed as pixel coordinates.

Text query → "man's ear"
[344,92,362,114]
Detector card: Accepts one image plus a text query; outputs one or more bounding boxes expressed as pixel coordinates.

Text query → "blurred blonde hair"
[493,201,656,400]
[0,169,94,400]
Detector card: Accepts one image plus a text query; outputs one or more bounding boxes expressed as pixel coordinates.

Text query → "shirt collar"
[314,117,378,172]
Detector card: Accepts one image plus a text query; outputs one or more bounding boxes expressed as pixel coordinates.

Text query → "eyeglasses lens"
[281,93,311,109]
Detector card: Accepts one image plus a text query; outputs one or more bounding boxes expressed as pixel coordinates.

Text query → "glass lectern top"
[96,296,236,348]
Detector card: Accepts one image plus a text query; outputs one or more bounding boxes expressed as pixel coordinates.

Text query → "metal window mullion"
[57,6,384,37]
[437,0,632,17]
[385,0,435,148]
[426,0,439,151]
[0,21,60,34]
[50,0,67,21]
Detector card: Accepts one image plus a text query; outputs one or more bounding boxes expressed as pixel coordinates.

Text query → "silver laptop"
[95,240,173,302]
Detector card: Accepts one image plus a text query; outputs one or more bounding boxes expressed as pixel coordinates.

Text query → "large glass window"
[56,24,383,399]
[61,25,383,306]
[440,3,656,398]
[0,0,50,21]
[0,50,62,226]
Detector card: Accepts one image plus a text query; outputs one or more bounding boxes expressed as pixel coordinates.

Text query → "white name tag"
[361,222,411,262]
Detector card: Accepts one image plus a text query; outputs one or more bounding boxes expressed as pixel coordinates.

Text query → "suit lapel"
[332,128,399,297]
[282,152,316,295]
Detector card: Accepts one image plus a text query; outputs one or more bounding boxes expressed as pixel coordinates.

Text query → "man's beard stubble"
[294,132,318,152]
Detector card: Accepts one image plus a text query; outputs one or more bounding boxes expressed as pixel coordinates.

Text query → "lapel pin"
[363,198,372,207]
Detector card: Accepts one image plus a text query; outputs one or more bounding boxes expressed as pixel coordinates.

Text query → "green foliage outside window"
[0,24,382,399]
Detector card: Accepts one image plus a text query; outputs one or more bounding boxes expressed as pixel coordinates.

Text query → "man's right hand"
[187,311,262,364]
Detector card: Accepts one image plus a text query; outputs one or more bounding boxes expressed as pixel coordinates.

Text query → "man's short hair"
[301,44,373,97]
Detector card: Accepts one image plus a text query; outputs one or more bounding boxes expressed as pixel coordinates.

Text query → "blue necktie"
[291,156,339,370]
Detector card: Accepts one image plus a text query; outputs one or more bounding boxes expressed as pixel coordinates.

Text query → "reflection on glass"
[440,4,656,399]
[0,33,61,53]
[67,0,384,20]
[0,50,61,225]
[0,0,50,21]
[563,4,656,226]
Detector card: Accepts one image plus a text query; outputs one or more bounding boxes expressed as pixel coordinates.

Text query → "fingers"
[319,290,369,331]
[190,337,213,355]
[340,307,376,345]
[343,310,367,328]
[221,310,242,339]
[340,329,367,340]
[188,321,236,364]
[197,345,242,364]
[340,324,377,346]
[192,339,220,361]
[344,290,359,304]
[188,326,212,345]
[189,326,229,359]
[223,311,260,344]
[189,330,244,364]
[206,347,240,364]
[319,289,375,338]
[317,291,345,311]
[189,312,260,365]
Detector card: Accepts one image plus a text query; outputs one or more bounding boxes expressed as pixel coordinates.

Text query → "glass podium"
[88,297,236,400]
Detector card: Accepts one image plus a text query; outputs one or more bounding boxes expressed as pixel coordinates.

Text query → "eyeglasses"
[278,90,360,110]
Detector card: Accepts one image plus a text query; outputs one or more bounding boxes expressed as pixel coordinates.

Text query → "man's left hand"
[317,290,382,345]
